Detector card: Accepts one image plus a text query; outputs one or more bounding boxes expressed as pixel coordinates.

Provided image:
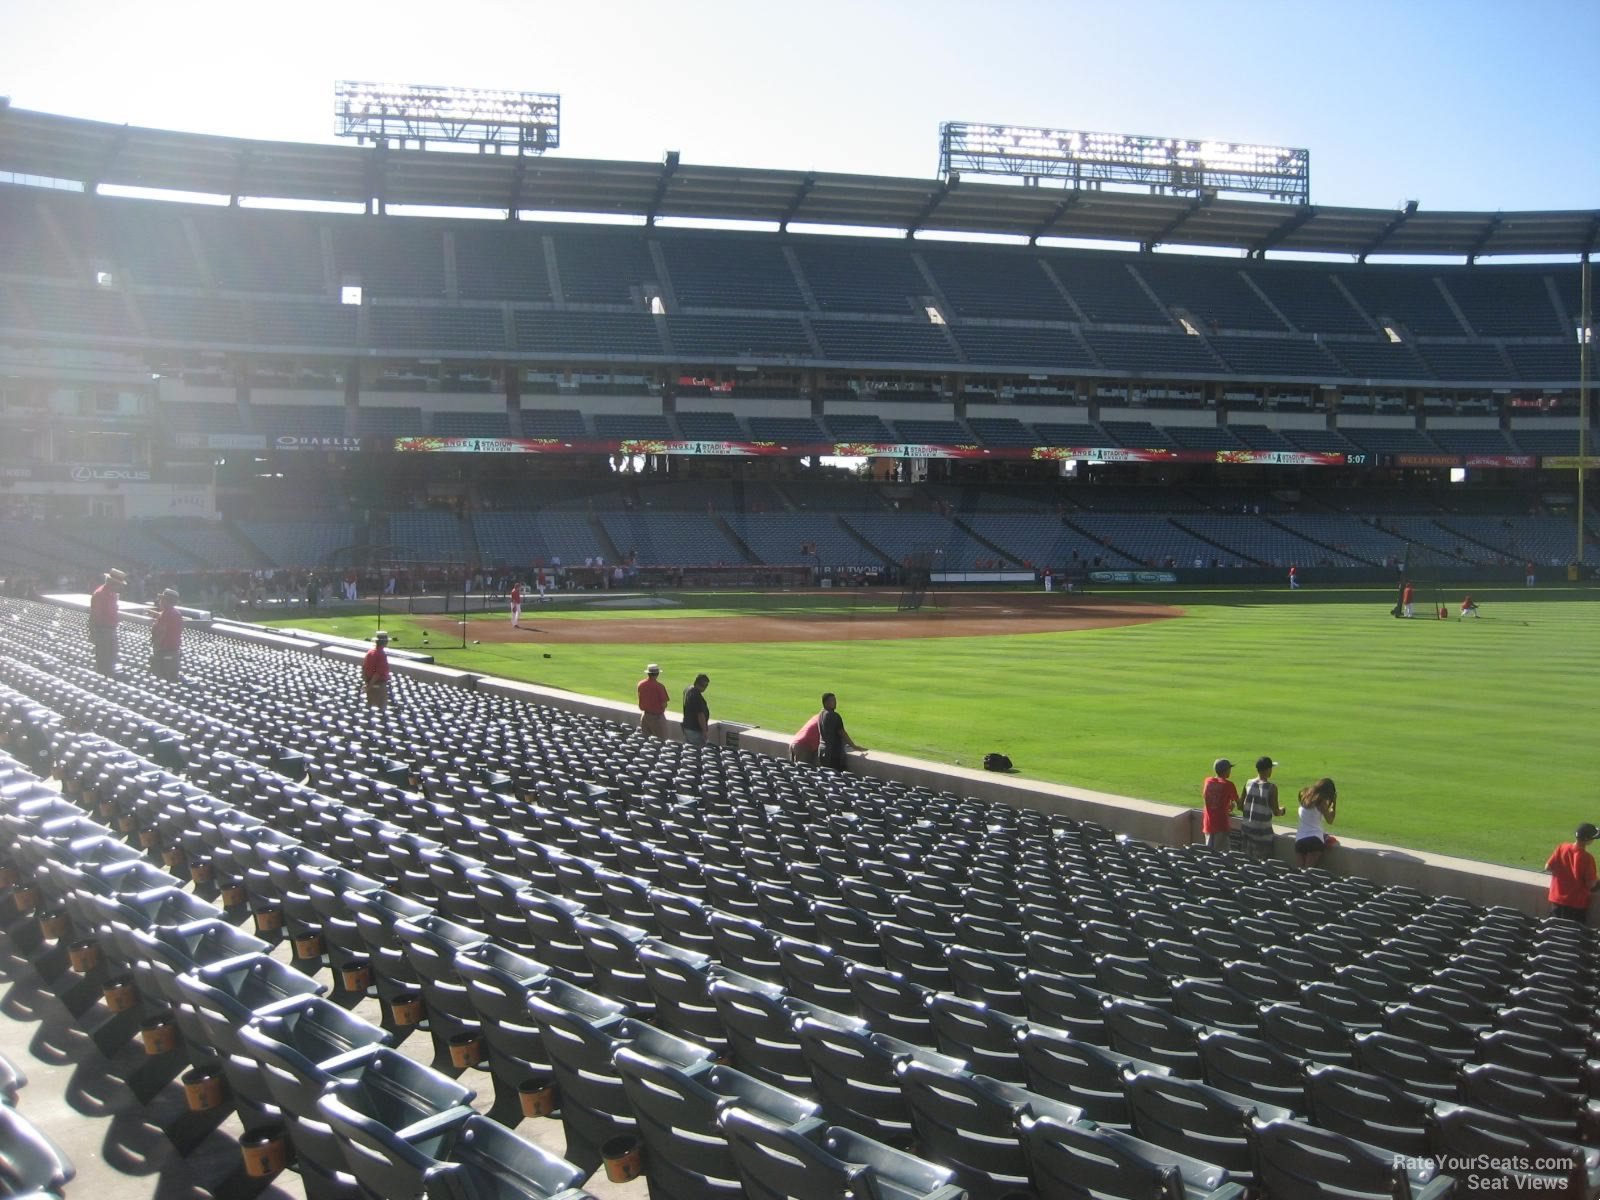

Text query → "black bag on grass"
[983,753,1013,772]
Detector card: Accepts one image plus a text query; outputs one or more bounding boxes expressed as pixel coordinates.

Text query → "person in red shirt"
[1201,758,1239,852]
[509,581,524,628]
[150,588,183,681]
[362,631,392,708]
[1401,582,1415,618]
[636,663,668,738]
[88,567,126,674]
[1546,823,1599,922]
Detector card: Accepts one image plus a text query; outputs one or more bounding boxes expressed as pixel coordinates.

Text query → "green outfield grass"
[264,585,1600,871]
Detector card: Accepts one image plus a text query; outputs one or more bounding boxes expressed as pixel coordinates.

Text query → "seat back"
[422,1115,587,1200]
[1247,1115,1412,1200]
[1018,1114,1187,1200]
[1124,1069,1277,1177]
[1196,1030,1307,1112]
[1302,1064,1434,1158]
[925,994,1026,1085]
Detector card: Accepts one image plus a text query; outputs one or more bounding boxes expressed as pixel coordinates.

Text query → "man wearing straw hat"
[637,663,668,739]
[88,567,127,674]
[150,588,184,681]
[362,631,392,708]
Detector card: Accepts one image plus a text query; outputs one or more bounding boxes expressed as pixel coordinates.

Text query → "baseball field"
[263,583,1600,872]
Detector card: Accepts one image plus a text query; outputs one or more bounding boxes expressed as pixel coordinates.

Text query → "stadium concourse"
[0,596,1596,1200]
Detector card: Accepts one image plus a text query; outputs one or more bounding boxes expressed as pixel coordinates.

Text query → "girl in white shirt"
[1295,778,1338,869]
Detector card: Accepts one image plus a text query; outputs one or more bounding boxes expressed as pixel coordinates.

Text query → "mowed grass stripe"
[265,590,1599,871]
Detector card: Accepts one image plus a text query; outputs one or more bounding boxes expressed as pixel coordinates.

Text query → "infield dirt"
[422,591,1182,645]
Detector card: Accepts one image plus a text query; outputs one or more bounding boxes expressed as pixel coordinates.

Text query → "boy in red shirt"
[1546,823,1600,922]
[1201,758,1238,852]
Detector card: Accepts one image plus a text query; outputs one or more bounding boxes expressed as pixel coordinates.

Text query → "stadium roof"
[2,105,1597,260]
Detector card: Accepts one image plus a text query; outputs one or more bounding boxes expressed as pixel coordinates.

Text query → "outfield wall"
[189,613,1569,920]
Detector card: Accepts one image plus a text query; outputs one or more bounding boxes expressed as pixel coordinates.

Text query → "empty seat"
[1124,1069,1294,1186]
[0,1104,74,1197]
[317,1047,478,1200]
[898,1060,1083,1200]
[1247,1115,1454,1200]
[1302,1064,1438,1158]
[615,1047,822,1200]
[422,1114,588,1200]
[718,1106,963,1200]
[1431,1105,1600,1197]
[1196,1030,1307,1113]
[1103,998,1204,1078]
[1458,1061,1600,1145]
[1018,1112,1245,1200]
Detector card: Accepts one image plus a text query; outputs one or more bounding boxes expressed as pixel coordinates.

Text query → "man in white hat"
[363,631,392,707]
[636,663,668,738]
[88,568,127,674]
[150,588,183,681]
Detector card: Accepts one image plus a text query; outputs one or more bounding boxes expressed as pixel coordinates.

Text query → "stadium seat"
[1302,1063,1441,1157]
[1430,1105,1600,1197]
[615,1047,822,1200]
[316,1047,478,1200]
[528,991,715,1174]
[718,1106,964,1200]
[0,1104,74,1198]
[845,963,935,1045]
[898,1060,1083,1200]
[1458,1061,1600,1145]
[1124,1068,1294,1185]
[1103,998,1204,1078]
[1170,977,1264,1035]
[1195,1030,1307,1113]
[1246,1115,1454,1200]
[1018,1112,1245,1200]
[1351,1031,1462,1105]
[1017,1025,1167,1129]
[421,1115,589,1200]
[706,976,818,1096]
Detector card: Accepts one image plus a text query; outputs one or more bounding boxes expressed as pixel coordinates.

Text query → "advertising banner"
[274,434,365,452]
[175,432,268,451]
[1088,570,1180,584]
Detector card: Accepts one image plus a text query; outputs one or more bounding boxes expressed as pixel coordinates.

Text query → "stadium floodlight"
[938,122,1310,203]
[335,81,560,154]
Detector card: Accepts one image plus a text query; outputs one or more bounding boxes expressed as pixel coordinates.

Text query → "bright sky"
[2,0,1596,214]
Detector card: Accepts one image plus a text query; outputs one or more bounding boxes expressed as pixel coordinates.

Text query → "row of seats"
[1,600,1599,1195]
[2,188,1582,339]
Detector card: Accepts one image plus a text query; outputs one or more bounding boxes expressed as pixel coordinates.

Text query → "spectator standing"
[1295,778,1338,868]
[637,663,668,739]
[149,588,183,681]
[88,567,126,675]
[1200,758,1238,852]
[817,692,863,771]
[789,713,822,766]
[362,631,392,708]
[681,673,710,747]
[1545,823,1600,922]
[509,580,523,628]
[1238,756,1284,860]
